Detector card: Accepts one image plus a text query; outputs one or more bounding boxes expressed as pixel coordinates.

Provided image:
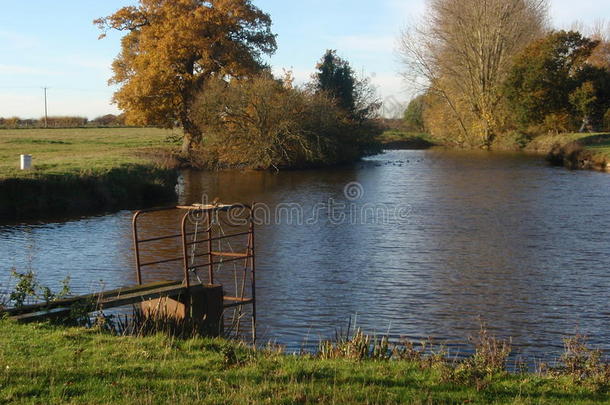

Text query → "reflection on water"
[1,149,609,361]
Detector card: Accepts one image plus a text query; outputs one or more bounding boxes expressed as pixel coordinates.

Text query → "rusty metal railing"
[132,203,257,340]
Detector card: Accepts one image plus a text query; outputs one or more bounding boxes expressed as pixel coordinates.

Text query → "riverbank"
[524,132,610,172]
[377,130,435,150]
[0,320,607,404]
[0,128,180,220]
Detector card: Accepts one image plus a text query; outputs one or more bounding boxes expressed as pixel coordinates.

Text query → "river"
[1,149,609,362]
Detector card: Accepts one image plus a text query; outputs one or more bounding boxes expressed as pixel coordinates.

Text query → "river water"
[1,149,609,362]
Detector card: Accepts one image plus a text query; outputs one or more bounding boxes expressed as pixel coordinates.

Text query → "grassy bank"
[524,132,610,171]
[377,130,435,150]
[0,321,607,404]
[0,128,180,220]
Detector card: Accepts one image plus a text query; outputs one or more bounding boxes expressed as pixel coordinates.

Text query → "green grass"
[377,130,432,144]
[0,320,607,404]
[0,127,180,180]
[0,128,182,219]
[582,138,610,158]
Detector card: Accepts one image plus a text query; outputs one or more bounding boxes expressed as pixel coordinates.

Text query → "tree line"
[95,0,382,169]
[400,0,610,149]
[0,114,125,129]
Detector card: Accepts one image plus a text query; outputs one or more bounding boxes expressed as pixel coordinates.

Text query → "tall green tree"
[313,50,381,121]
[313,50,357,114]
[503,31,610,131]
[95,0,277,153]
[403,95,426,132]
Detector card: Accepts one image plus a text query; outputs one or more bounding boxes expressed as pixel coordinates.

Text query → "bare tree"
[399,0,549,147]
[571,19,610,69]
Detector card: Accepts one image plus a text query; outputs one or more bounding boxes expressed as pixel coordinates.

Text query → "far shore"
[382,129,610,173]
[1,127,609,221]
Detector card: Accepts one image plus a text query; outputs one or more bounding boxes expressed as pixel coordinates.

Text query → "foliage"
[504,30,610,132]
[558,335,610,383]
[318,328,390,361]
[314,50,357,114]
[0,115,126,129]
[191,73,382,169]
[399,0,548,148]
[604,109,610,131]
[90,114,125,127]
[8,270,71,309]
[403,94,426,132]
[450,325,512,387]
[0,116,90,129]
[95,0,277,153]
[312,50,381,122]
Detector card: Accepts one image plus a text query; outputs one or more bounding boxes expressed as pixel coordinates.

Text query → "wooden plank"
[223,296,254,309]
[211,251,249,258]
[11,307,73,323]
[3,280,182,316]
[224,296,252,302]
[223,299,254,309]
[12,284,219,324]
[94,284,189,310]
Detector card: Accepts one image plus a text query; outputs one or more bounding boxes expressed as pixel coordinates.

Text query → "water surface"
[1,150,609,361]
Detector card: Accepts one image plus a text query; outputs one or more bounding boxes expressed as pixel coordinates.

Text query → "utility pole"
[43,87,48,128]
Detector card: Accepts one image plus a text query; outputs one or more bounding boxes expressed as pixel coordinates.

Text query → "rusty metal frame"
[132,204,257,340]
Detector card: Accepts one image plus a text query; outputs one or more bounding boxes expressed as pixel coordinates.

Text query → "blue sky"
[0,0,608,119]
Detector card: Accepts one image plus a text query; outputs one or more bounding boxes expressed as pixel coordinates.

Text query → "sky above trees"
[0,0,608,119]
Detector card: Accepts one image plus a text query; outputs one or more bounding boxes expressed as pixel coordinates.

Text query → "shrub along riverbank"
[524,132,610,171]
[0,320,608,404]
[0,128,180,220]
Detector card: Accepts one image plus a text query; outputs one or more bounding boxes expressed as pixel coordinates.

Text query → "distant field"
[377,130,434,149]
[0,127,180,180]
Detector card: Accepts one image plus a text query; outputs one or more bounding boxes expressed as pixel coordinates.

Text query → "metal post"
[43,87,48,128]
[249,204,256,343]
[207,211,214,284]
[181,211,191,318]
[132,211,143,285]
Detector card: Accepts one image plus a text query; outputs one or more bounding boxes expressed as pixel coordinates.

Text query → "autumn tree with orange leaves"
[95,0,277,154]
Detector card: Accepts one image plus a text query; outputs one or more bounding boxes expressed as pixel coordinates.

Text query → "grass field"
[377,130,435,149]
[0,128,181,219]
[0,127,180,180]
[0,320,607,404]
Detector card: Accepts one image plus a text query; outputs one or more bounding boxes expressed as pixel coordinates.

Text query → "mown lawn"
[0,127,180,180]
[0,320,607,404]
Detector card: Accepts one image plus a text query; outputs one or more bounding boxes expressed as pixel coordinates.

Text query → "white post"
[20,154,32,170]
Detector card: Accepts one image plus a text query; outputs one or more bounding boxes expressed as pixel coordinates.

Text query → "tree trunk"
[180,115,202,155]
[181,133,194,155]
